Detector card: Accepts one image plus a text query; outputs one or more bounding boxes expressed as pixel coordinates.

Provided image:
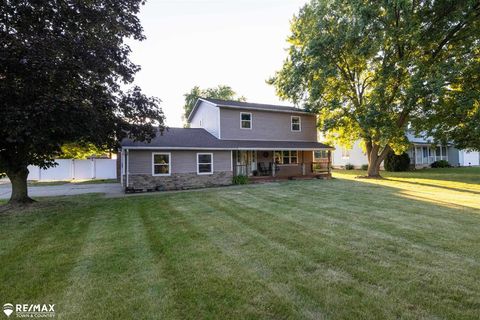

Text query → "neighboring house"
[332,132,480,169]
[120,98,333,191]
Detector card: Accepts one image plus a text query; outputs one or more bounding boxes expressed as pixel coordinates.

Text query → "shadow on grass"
[334,167,480,185]
[383,178,480,196]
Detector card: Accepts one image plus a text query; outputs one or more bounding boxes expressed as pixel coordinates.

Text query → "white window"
[152,153,171,176]
[342,148,350,159]
[274,150,298,165]
[313,150,328,161]
[240,112,252,129]
[291,116,301,131]
[197,153,213,174]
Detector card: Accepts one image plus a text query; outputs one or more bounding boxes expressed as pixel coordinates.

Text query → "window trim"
[152,152,171,176]
[291,116,301,132]
[313,150,328,162]
[240,112,252,130]
[197,152,214,175]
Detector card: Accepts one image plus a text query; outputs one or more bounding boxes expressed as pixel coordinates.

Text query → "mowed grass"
[0,168,479,319]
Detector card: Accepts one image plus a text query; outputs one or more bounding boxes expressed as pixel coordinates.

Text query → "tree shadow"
[383,178,480,196]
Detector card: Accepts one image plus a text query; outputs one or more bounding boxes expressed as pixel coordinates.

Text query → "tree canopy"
[270,0,480,176]
[58,143,110,160]
[183,85,245,123]
[0,0,165,204]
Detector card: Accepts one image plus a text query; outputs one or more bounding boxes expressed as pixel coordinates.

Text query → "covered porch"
[233,149,331,179]
[407,144,449,168]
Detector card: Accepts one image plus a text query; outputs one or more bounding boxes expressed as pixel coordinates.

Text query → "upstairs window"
[291,116,301,131]
[197,153,213,174]
[240,112,252,129]
[152,153,171,176]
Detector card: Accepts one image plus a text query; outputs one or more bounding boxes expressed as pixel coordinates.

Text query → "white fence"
[27,159,117,181]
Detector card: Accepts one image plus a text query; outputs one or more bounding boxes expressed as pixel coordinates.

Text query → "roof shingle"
[122,128,332,150]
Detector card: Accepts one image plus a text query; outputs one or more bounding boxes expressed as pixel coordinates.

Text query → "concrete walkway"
[0,183,123,200]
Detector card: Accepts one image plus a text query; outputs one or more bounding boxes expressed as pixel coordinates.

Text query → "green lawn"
[1,168,479,319]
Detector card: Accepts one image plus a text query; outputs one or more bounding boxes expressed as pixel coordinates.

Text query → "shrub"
[384,151,410,172]
[431,160,451,168]
[361,164,369,170]
[232,175,249,185]
[345,163,355,170]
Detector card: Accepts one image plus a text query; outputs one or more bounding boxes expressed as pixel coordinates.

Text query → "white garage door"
[462,151,480,166]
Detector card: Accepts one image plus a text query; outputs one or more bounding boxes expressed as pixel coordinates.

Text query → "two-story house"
[120,98,333,191]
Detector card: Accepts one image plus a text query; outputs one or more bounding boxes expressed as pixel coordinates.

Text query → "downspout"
[120,149,124,186]
[126,149,129,189]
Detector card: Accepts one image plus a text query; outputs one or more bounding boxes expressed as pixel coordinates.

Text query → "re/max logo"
[3,303,55,318]
[15,304,55,312]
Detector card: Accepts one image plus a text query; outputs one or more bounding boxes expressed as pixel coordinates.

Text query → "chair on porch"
[257,162,271,176]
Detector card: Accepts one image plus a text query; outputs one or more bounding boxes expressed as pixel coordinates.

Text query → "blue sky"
[128,0,308,126]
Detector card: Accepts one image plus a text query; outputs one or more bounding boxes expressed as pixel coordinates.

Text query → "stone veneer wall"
[128,171,233,191]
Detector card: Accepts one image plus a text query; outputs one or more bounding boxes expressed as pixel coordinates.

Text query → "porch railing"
[235,161,330,177]
[311,160,330,173]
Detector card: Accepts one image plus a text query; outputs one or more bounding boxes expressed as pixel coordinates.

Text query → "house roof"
[406,131,451,145]
[122,128,333,150]
[187,98,312,122]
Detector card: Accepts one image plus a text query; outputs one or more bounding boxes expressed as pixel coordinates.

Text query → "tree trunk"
[7,166,34,205]
[367,161,381,177]
[365,143,391,178]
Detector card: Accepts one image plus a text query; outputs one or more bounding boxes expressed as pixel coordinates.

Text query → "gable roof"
[122,127,333,150]
[187,98,312,122]
[405,130,452,145]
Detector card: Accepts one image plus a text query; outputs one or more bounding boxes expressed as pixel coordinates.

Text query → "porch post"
[272,150,276,177]
[328,150,331,174]
[301,151,306,175]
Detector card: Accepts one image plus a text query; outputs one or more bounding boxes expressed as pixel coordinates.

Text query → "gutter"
[122,146,335,151]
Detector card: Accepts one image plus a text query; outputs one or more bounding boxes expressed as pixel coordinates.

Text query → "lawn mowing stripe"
[244,182,480,274]
[57,197,173,319]
[166,193,318,320]
[138,194,303,320]
[235,182,480,265]
[0,198,97,302]
[268,180,480,253]
[210,183,480,319]
[197,192,408,319]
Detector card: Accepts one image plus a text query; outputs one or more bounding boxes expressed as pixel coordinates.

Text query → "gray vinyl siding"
[190,101,220,138]
[219,107,317,141]
[447,146,460,166]
[128,150,232,175]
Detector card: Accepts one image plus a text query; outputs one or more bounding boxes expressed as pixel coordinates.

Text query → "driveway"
[0,183,123,199]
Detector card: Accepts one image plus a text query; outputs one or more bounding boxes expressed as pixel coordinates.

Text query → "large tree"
[270,0,480,177]
[0,1,165,205]
[183,85,245,123]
